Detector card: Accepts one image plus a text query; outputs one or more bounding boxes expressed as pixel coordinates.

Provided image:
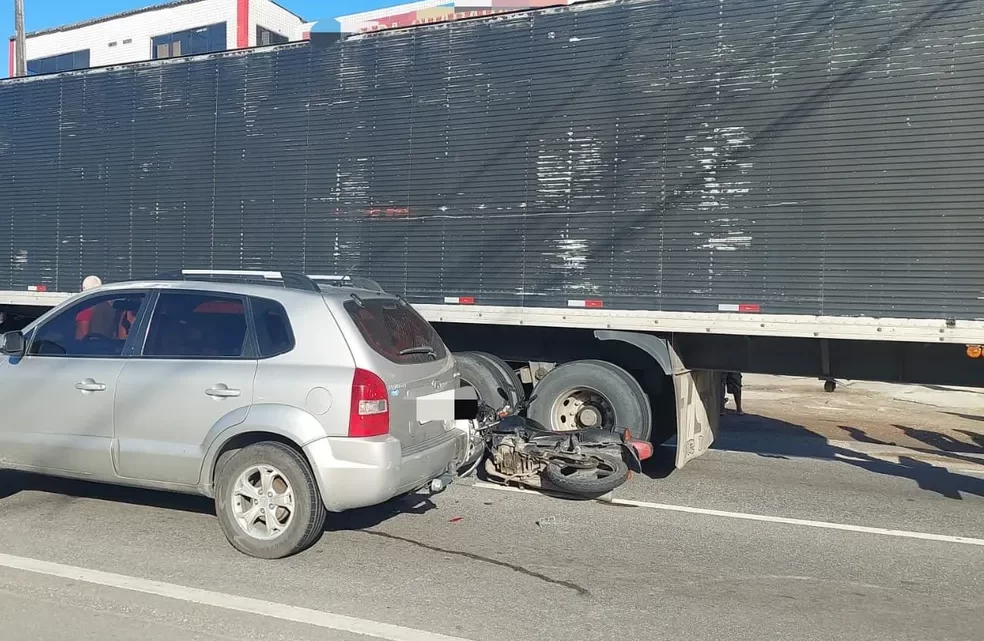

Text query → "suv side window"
[143,291,249,359]
[251,296,294,358]
[28,292,146,358]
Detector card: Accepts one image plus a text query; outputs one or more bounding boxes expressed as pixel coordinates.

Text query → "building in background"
[7,0,309,78]
[335,0,577,34]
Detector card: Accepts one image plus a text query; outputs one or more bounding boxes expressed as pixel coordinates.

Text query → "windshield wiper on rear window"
[399,345,436,357]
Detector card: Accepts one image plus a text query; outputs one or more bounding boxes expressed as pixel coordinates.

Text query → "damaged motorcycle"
[456,391,654,498]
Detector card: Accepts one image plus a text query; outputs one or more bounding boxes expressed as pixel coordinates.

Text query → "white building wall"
[337,0,446,32]
[19,0,239,69]
[249,1,305,44]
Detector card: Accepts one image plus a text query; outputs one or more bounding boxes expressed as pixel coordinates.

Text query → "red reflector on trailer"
[629,439,654,461]
[27,284,47,293]
[718,303,760,313]
[443,296,475,305]
[568,299,604,308]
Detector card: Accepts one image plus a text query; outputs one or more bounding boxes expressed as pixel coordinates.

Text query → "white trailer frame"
[417,304,983,345]
[6,290,981,344]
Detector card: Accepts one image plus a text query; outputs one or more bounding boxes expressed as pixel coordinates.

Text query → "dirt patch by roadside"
[720,376,984,456]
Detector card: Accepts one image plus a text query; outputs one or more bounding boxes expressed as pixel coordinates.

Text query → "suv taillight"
[349,368,390,437]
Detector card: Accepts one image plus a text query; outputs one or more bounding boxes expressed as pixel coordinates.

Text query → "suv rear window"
[344,298,448,364]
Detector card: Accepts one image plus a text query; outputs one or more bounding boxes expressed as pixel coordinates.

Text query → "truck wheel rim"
[550,388,615,431]
[231,464,295,541]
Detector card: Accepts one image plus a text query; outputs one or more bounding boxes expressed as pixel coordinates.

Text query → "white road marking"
[472,482,984,547]
[0,552,474,641]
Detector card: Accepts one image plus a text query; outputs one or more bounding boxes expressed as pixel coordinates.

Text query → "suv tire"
[214,441,326,559]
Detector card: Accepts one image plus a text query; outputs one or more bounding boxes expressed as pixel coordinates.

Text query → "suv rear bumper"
[304,431,466,512]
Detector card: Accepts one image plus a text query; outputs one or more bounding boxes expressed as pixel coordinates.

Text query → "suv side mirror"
[1,331,25,357]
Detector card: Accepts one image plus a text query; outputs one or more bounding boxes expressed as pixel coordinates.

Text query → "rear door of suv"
[341,296,456,454]
[113,290,257,485]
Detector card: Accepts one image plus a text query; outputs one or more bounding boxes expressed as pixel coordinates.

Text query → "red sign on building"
[337,1,573,34]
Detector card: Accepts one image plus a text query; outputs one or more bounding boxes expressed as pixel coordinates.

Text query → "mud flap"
[668,346,720,469]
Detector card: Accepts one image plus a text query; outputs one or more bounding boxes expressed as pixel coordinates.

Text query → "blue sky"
[1,0,399,75]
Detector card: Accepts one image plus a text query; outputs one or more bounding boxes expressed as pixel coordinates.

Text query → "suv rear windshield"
[344,298,448,365]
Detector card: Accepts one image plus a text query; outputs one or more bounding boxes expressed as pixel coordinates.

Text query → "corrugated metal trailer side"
[0,0,982,322]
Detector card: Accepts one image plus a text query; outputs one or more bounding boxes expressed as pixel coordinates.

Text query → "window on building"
[152,22,227,60]
[256,26,289,46]
[26,49,91,76]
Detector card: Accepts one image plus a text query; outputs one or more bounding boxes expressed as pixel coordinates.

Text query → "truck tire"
[214,442,326,559]
[543,453,630,497]
[469,351,525,407]
[455,352,513,411]
[527,360,652,442]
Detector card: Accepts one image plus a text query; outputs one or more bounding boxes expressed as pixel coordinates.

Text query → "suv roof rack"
[306,274,386,293]
[154,269,322,293]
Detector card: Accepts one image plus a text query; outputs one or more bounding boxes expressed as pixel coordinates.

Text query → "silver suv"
[0,270,466,558]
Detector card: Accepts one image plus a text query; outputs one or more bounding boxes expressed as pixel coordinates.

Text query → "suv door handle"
[75,380,107,392]
[205,386,241,398]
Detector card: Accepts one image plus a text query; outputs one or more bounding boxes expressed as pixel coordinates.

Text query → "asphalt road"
[0,444,981,641]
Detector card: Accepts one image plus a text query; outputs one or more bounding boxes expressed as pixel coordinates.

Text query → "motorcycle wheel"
[543,453,629,497]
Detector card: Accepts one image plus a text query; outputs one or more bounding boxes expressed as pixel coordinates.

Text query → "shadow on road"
[0,470,216,513]
[920,384,984,395]
[948,412,984,425]
[640,446,677,480]
[956,429,984,448]
[325,494,439,532]
[708,415,984,500]
[889,424,984,457]
[0,469,439,532]
[838,424,984,466]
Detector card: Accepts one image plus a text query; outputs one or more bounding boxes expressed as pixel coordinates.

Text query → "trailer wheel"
[527,360,652,442]
[469,351,525,407]
[455,352,513,412]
